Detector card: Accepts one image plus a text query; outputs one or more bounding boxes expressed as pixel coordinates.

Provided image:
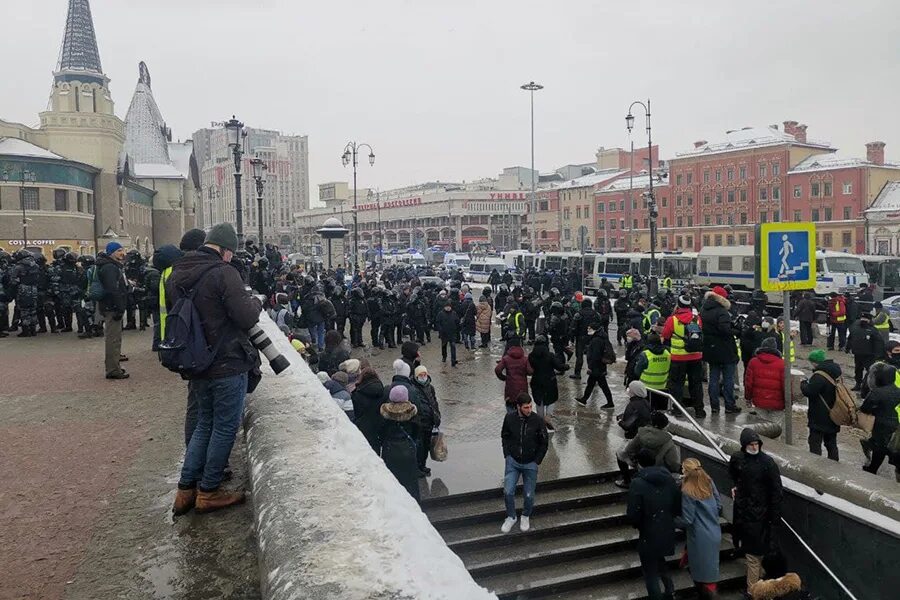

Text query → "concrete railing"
[244,314,495,600]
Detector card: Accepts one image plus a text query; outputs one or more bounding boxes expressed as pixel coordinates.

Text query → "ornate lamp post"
[2,168,36,246]
[626,99,657,294]
[224,116,247,247]
[341,141,375,272]
[249,155,268,247]
[521,81,543,251]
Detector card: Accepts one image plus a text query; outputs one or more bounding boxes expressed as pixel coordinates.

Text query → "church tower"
[39,0,127,247]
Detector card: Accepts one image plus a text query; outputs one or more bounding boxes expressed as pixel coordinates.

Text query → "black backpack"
[158,265,224,376]
[683,318,704,353]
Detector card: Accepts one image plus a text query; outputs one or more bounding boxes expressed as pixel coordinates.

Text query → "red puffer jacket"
[495,346,534,406]
[744,349,785,410]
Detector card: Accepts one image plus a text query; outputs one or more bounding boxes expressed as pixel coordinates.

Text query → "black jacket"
[619,396,652,439]
[847,320,884,358]
[793,298,817,322]
[571,306,599,339]
[352,374,385,451]
[166,247,262,379]
[528,341,568,406]
[729,429,783,555]
[700,291,738,365]
[800,359,842,434]
[860,364,900,450]
[626,465,681,558]
[97,255,128,315]
[585,332,615,375]
[501,410,548,464]
[435,308,460,340]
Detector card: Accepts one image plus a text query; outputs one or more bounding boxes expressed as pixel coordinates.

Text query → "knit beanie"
[331,371,349,386]
[179,228,207,252]
[105,241,122,254]
[316,371,330,383]
[205,223,239,252]
[808,349,826,363]
[712,285,728,299]
[392,358,411,377]
[340,358,361,375]
[678,295,692,307]
[627,381,648,398]
[389,385,409,403]
[414,365,428,379]
[401,341,419,361]
[760,337,778,350]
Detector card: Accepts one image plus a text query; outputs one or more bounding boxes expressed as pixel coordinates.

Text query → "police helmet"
[64,252,79,264]
[52,248,67,261]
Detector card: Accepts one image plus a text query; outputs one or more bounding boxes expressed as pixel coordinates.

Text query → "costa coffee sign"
[357,196,422,211]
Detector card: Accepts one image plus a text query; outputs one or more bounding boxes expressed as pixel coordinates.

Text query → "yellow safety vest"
[159,266,173,339]
[670,318,699,357]
[640,348,671,390]
[622,274,633,289]
[782,331,795,362]
[662,277,672,290]
[642,308,661,333]
[874,312,890,331]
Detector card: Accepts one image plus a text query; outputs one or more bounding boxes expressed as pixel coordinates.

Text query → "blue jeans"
[707,362,736,410]
[441,339,457,363]
[184,381,200,447]
[179,373,248,491]
[504,456,538,519]
[308,322,325,351]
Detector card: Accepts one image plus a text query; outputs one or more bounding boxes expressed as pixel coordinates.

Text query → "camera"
[248,323,291,374]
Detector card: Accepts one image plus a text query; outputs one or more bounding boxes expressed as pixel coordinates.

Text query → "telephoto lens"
[248,324,291,374]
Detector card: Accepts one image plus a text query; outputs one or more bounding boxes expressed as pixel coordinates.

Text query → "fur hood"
[749,573,802,600]
[380,401,418,422]
[703,290,731,311]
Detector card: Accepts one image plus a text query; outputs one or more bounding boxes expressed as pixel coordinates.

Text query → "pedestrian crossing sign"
[755,223,816,292]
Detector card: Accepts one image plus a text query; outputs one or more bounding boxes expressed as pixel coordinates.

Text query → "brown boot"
[195,488,246,514]
[172,488,196,516]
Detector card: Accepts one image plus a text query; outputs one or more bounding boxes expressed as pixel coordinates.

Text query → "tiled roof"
[789,153,900,174]
[675,125,832,158]
[56,0,103,77]
[551,169,627,190]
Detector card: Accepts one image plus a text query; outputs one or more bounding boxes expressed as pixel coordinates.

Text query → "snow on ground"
[246,313,495,600]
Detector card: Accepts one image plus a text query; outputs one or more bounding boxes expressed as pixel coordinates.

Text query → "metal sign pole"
[783,290,793,445]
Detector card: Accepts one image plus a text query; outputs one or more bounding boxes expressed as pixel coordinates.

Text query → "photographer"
[169,223,263,516]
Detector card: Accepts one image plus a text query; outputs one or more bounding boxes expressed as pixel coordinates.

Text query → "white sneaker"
[500,517,517,533]
[520,516,531,532]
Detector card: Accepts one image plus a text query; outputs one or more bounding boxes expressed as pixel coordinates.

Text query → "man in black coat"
[500,393,548,533]
[846,313,885,390]
[700,286,741,414]
[576,324,616,408]
[626,447,681,600]
[98,242,129,379]
[793,292,817,346]
[569,298,599,379]
[435,302,460,366]
[800,350,842,461]
[729,428,783,588]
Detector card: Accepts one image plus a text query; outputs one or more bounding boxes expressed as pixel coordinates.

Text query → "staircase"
[423,471,747,599]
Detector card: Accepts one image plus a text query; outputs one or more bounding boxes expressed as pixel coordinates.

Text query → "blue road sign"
[757,223,816,292]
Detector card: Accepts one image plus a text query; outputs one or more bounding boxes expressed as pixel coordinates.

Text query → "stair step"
[481,540,738,599]
[443,503,627,547]
[533,558,746,599]
[426,479,624,526]
[422,471,620,511]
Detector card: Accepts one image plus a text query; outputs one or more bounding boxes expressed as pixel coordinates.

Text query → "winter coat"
[618,395,652,439]
[351,373,385,451]
[386,375,426,426]
[435,308,460,340]
[741,327,773,367]
[324,379,354,417]
[318,345,351,376]
[749,573,813,600]
[860,366,900,460]
[461,299,477,335]
[378,401,420,502]
[729,429,783,556]
[700,291,738,365]
[166,247,262,380]
[585,331,615,376]
[495,346,533,405]
[847,320,884,358]
[475,299,493,334]
[676,487,722,584]
[624,339,646,384]
[501,410,548,464]
[800,359,842,434]
[745,349,785,410]
[793,298,817,323]
[662,308,703,362]
[622,426,681,473]
[528,341,568,406]
[626,466,682,558]
[571,306,599,338]
[413,376,441,430]
[97,255,128,315]
[827,296,847,325]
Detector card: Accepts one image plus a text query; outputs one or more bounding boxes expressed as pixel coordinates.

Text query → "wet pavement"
[0,329,259,600]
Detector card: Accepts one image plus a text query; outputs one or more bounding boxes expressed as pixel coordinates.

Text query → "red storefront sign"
[357,196,422,211]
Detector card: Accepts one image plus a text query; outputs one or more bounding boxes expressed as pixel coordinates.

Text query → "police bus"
[582,252,696,294]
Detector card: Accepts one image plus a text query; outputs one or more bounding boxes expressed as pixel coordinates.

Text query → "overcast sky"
[4,0,899,197]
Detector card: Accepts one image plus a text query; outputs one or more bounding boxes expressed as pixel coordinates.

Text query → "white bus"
[582,252,696,293]
[443,253,471,273]
[695,246,868,299]
[468,255,508,283]
[501,249,531,271]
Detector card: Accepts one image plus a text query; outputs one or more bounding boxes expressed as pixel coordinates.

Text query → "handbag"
[857,411,876,434]
[430,430,448,462]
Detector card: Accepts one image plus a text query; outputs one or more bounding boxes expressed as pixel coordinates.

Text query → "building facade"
[194,126,309,249]
[865,181,900,255]
[0,0,197,256]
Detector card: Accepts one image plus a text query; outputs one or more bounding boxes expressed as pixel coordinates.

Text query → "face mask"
[416,376,428,384]
[746,447,760,455]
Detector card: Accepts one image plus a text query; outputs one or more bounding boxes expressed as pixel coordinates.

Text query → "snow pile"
[245,313,495,600]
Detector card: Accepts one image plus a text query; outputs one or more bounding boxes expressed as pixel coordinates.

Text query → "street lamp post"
[249,156,268,248]
[341,141,375,271]
[3,168,36,246]
[626,99,657,295]
[521,81,543,251]
[224,116,247,247]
